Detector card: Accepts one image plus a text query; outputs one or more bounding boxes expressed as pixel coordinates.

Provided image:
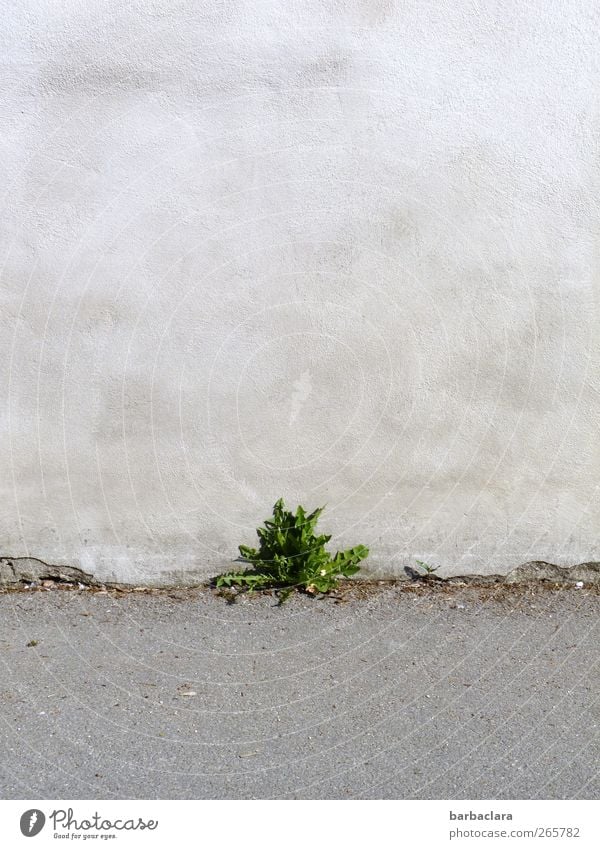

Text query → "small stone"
[575,581,584,588]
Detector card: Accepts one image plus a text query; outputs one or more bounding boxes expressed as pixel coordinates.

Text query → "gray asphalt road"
[0,582,598,799]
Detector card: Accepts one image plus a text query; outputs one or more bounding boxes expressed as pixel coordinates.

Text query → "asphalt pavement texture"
[0,581,598,799]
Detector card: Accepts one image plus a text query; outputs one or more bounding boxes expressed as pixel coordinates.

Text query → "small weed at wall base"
[215,498,369,602]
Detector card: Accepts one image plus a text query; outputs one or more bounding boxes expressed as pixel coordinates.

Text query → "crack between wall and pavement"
[1,556,600,591]
[0,557,99,589]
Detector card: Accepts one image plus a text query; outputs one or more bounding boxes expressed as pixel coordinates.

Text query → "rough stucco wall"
[1,0,600,585]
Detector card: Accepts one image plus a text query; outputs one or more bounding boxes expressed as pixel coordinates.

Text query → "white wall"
[2,0,599,585]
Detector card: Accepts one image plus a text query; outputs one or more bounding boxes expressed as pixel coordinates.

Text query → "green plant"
[415,559,441,576]
[215,498,369,600]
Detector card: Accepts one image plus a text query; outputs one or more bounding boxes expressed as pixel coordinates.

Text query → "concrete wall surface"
[2,0,600,585]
